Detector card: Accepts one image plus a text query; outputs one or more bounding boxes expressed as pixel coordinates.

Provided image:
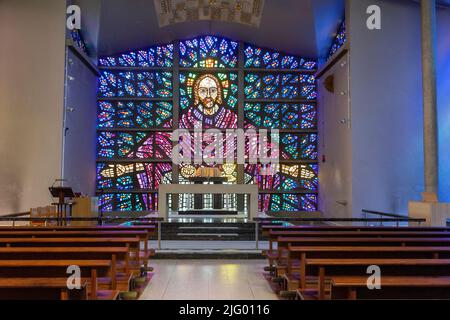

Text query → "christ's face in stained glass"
[194,74,222,116]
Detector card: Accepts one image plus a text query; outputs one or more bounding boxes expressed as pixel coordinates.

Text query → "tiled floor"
[139,260,278,300]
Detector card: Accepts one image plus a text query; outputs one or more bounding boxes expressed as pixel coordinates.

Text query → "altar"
[157,184,259,221]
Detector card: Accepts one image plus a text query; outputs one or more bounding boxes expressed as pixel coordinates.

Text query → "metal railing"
[0,216,164,249]
[361,209,423,227]
[252,215,426,249]
[0,214,428,251]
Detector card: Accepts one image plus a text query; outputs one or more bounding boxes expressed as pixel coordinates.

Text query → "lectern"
[49,187,75,226]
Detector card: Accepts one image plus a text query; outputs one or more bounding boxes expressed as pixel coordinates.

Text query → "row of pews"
[0,224,157,300]
[262,224,450,300]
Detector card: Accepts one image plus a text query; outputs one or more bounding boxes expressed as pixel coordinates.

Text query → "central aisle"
[139,260,278,300]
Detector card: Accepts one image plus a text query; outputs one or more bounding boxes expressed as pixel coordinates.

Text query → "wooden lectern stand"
[49,187,75,226]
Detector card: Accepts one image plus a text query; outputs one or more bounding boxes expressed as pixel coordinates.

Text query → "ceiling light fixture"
[154,0,265,28]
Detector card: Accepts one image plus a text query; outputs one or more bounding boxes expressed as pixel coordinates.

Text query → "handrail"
[252,215,427,250]
[253,217,425,223]
[0,215,428,252]
[0,212,29,218]
[361,209,421,228]
[362,209,412,219]
[0,216,164,249]
[0,217,163,222]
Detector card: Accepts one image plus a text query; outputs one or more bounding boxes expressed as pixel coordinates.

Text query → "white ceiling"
[93,0,345,59]
[75,0,450,59]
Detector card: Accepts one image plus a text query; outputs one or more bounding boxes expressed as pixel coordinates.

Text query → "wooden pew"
[0,230,152,269]
[327,276,450,300]
[286,245,450,288]
[277,237,450,249]
[0,237,141,263]
[0,260,118,300]
[0,230,148,238]
[267,237,450,290]
[0,225,156,234]
[262,225,450,236]
[267,230,450,251]
[0,278,88,300]
[264,230,450,264]
[270,236,450,276]
[0,247,132,291]
[304,258,450,299]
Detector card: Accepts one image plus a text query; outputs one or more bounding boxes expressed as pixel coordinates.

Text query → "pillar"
[420,0,439,198]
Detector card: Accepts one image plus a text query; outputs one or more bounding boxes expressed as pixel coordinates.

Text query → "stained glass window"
[244,164,318,192]
[328,20,346,60]
[179,72,238,129]
[70,29,88,55]
[179,36,238,68]
[98,44,174,67]
[99,193,159,212]
[97,132,172,160]
[244,45,317,70]
[279,133,318,161]
[97,36,318,213]
[98,101,173,129]
[175,132,238,162]
[244,73,316,100]
[244,103,317,129]
[98,71,173,98]
[258,193,318,212]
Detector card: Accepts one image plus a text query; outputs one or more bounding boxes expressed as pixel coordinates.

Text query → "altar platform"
[158,184,259,221]
[150,240,269,259]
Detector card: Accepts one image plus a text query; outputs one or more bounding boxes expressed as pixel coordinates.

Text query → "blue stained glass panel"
[244,103,316,129]
[179,36,238,68]
[244,44,317,70]
[96,36,318,213]
[259,193,317,212]
[97,101,173,129]
[99,44,174,67]
[245,73,316,100]
[328,20,346,60]
[98,71,173,98]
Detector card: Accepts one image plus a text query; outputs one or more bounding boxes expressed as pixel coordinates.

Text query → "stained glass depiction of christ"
[97,36,319,213]
[180,72,238,129]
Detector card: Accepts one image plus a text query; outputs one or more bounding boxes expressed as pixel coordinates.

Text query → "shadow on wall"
[0,160,23,214]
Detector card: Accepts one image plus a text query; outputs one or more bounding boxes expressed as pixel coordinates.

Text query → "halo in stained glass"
[179,36,238,68]
[179,72,238,129]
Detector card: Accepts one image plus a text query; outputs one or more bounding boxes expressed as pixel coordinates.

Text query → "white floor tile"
[139,259,278,301]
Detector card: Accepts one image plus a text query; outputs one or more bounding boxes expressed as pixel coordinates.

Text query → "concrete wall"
[347,0,425,217]
[62,49,98,196]
[69,0,102,61]
[437,7,450,203]
[311,0,346,64]
[0,0,67,215]
[62,0,101,196]
[318,53,353,219]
